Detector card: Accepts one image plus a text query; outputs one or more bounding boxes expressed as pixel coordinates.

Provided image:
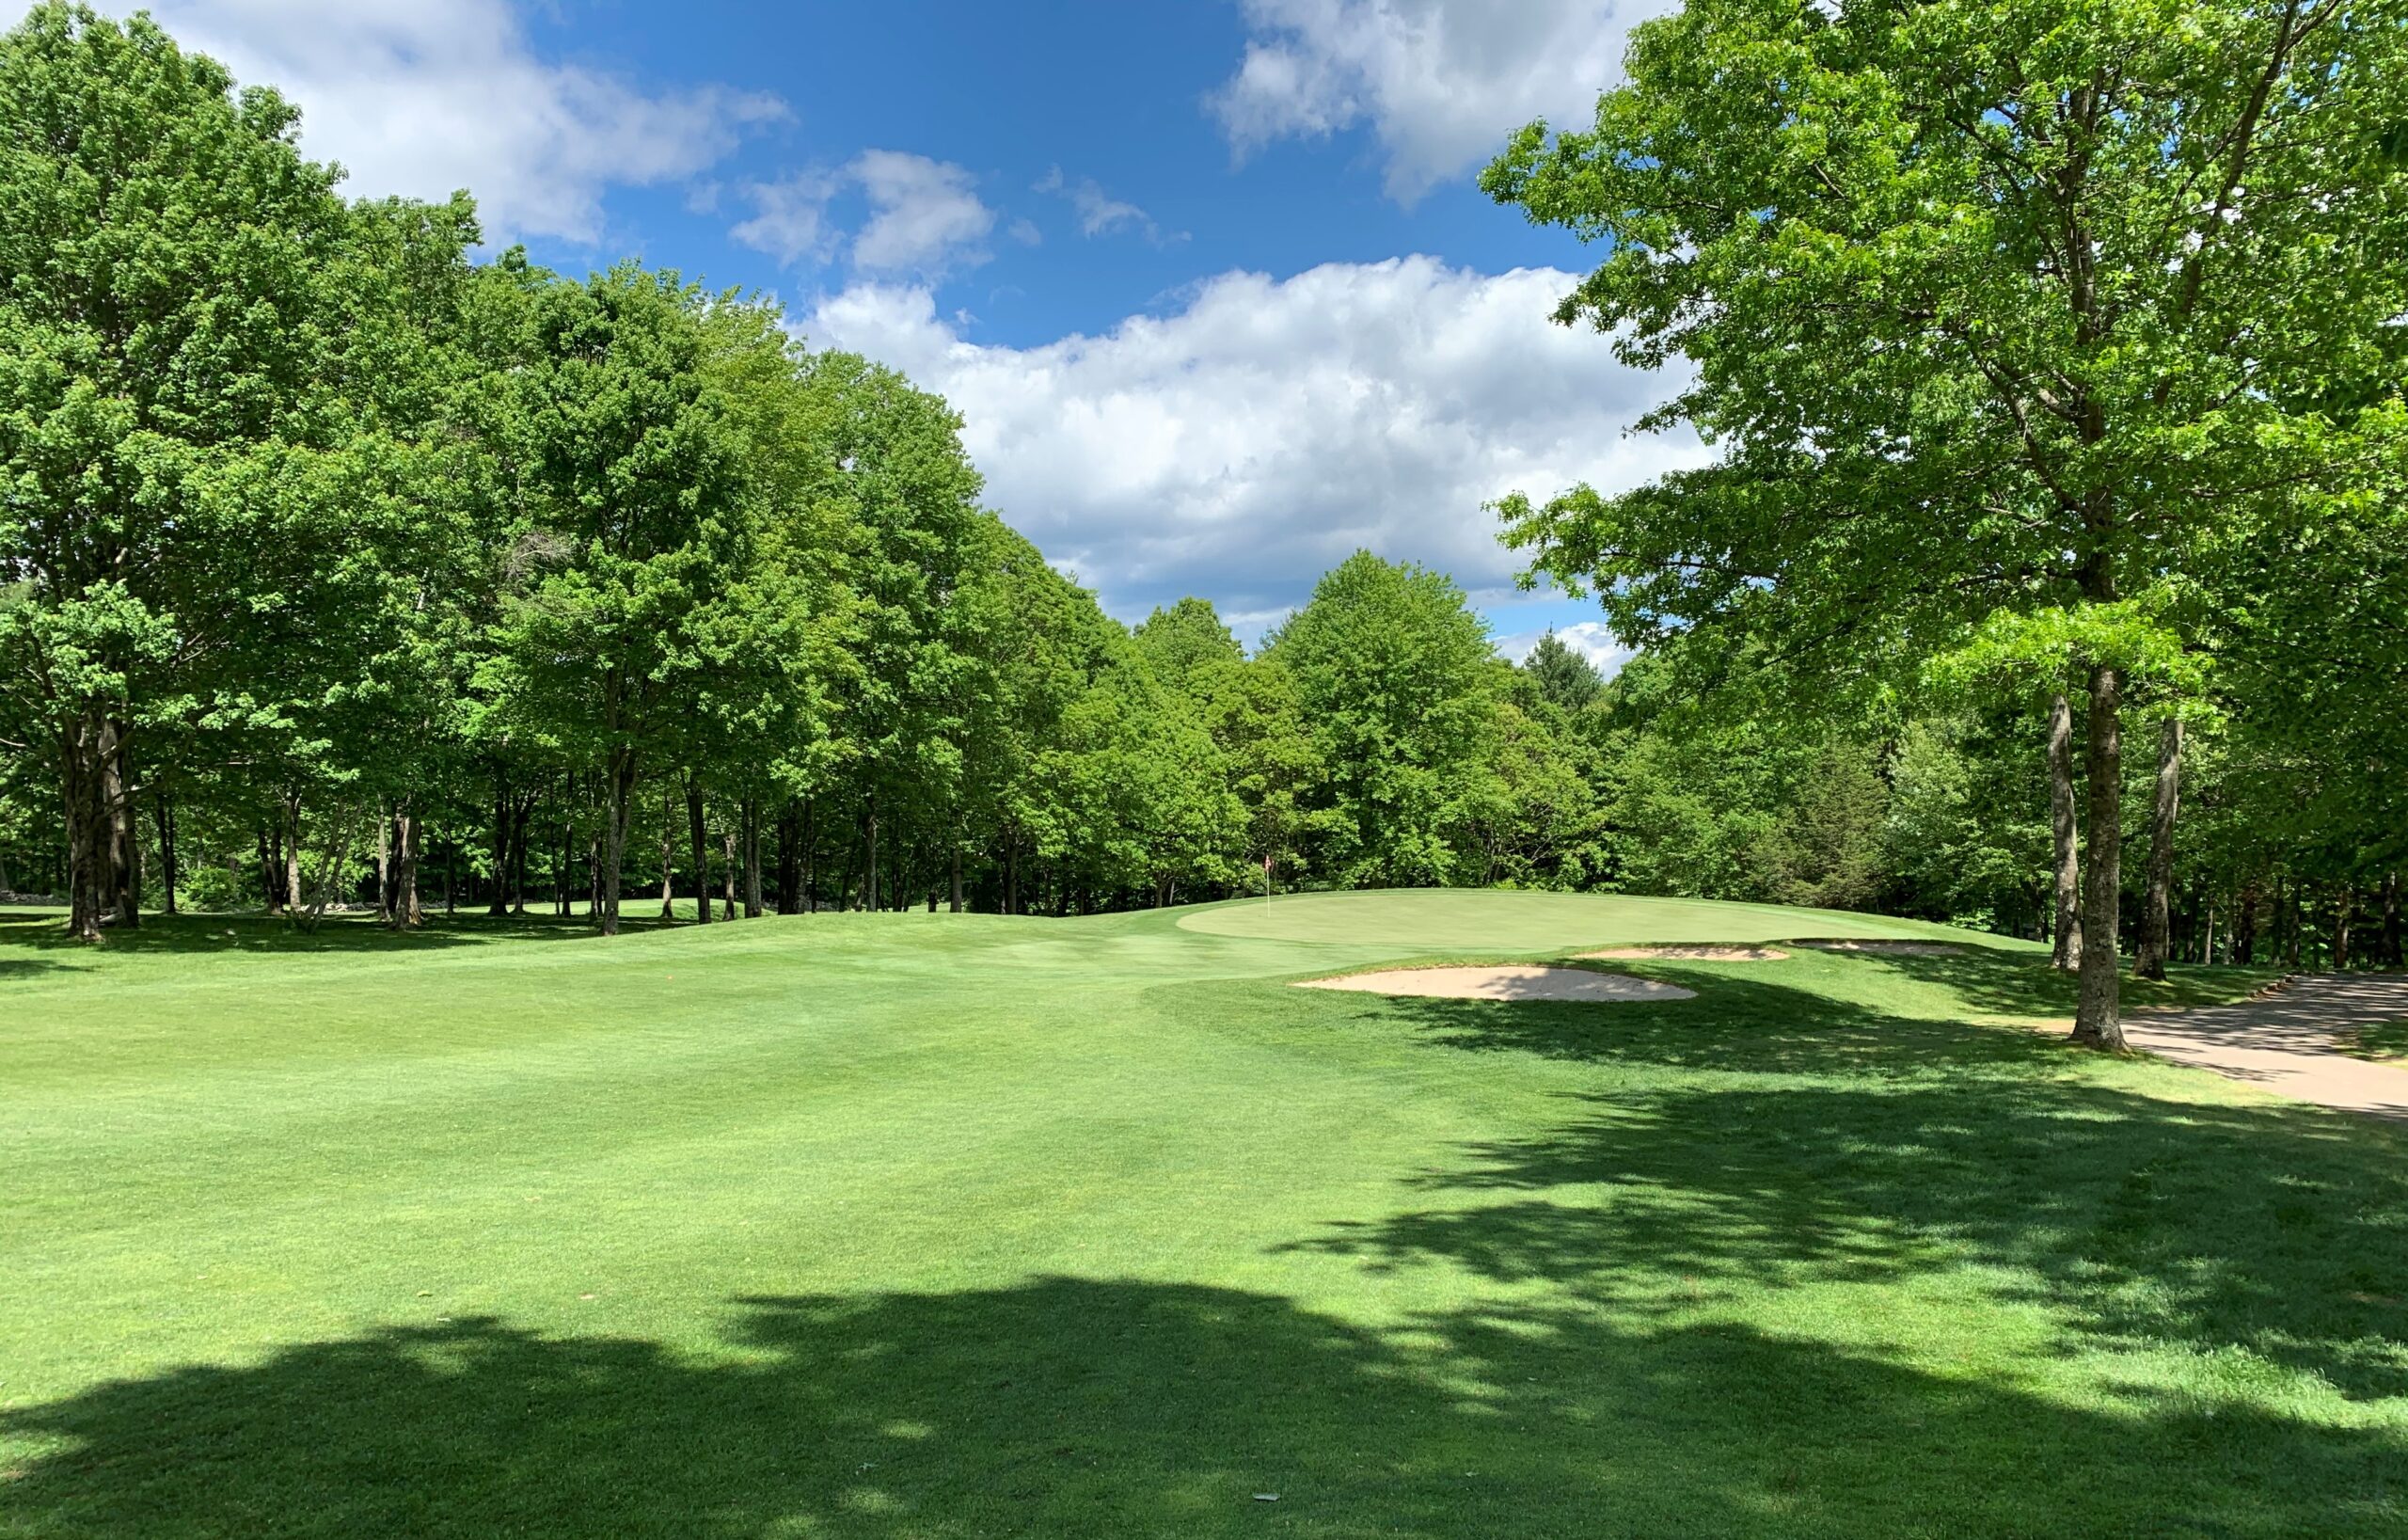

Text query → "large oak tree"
[1488,0,2408,1044]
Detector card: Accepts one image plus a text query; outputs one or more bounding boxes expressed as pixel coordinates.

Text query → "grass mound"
[1176,887,1988,951]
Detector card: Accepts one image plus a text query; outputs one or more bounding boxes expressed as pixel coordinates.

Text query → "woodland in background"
[1,4,2400,993]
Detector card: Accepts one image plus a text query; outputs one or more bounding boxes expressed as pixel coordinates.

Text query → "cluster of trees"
[0,7,1623,941]
[1534,633,2403,976]
[6,1,2401,1037]
[1483,0,2408,1043]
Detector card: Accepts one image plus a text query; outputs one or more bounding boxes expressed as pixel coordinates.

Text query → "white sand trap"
[1579,945,1789,961]
[1295,965,1696,1002]
[1795,939,1963,956]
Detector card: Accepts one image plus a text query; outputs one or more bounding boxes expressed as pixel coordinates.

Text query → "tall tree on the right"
[1487,0,2408,1047]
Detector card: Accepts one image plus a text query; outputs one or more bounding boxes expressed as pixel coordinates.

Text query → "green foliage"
[1522,631,1606,715]
[1267,552,1506,886]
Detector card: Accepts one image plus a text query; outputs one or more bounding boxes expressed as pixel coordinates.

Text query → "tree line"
[4,1,2401,1032]
[0,7,1617,940]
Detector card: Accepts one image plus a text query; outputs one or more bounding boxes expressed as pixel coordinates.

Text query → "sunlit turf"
[5,893,2398,1538]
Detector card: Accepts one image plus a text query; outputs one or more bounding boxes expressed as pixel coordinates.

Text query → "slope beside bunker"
[1296,965,1696,1002]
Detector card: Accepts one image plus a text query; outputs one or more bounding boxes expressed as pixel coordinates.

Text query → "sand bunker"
[1295,966,1696,1003]
[1579,945,1789,961]
[1795,939,1963,956]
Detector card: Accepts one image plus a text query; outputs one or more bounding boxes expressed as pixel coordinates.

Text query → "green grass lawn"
[2347,1019,2408,1064]
[5,891,2400,1538]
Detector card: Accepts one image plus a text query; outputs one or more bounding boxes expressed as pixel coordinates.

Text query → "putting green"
[1176,887,1996,951]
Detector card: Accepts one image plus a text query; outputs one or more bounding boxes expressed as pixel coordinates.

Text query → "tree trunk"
[684,774,711,926]
[2233,882,2259,965]
[2048,692,2083,972]
[741,797,763,918]
[776,798,802,914]
[282,793,304,926]
[2070,663,2125,1049]
[2134,717,2182,981]
[258,826,279,913]
[801,798,816,913]
[487,776,511,916]
[62,709,142,939]
[950,840,963,913]
[393,806,421,929]
[721,829,738,920]
[106,722,138,928]
[659,786,677,919]
[152,793,178,915]
[2336,886,2355,971]
[864,800,879,913]
[509,796,531,914]
[599,746,634,936]
[376,809,395,923]
[2379,872,2398,968]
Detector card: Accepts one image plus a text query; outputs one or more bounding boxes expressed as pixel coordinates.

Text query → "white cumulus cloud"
[1211,0,1676,199]
[737,152,999,277]
[851,151,999,275]
[1034,167,1182,246]
[799,256,1702,622]
[135,0,787,244]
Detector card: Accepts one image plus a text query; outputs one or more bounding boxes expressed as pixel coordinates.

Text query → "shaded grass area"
[3,897,2397,1537]
[2347,1019,2408,1064]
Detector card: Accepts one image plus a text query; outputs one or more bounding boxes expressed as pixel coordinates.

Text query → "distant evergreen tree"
[1524,632,1605,715]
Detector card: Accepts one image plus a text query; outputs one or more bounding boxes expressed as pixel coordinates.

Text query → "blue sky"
[137,0,1698,666]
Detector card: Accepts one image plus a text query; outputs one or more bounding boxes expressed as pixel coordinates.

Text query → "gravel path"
[2126,973,2408,1119]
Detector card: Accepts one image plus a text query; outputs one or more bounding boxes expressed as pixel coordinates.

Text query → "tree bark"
[2233,882,2259,965]
[599,747,634,936]
[864,800,879,913]
[684,774,711,925]
[393,805,421,928]
[801,798,816,913]
[950,840,963,913]
[2336,886,2355,971]
[106,722,138,927]
[776,798,801,914]
[2134,717,2182,981]
[741,796,763,918]
[2379,872,2398,968]
[2070,663,2126,1049]
[658,786,676,919]
[151,793,177,916]
[2048,692,2083,972]
[282,793,304,927]
[376,808,395,924]
[487,775,511,916]
[721,829,738,920]
[510,794,532,914]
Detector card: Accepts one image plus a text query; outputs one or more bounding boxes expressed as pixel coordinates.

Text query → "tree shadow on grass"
[6,1279,2400,1538]
[0,911,690,958]
[1291,978,2408,1404]
[1307,970,2025,1077]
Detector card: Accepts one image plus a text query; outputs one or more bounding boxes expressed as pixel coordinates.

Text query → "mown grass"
[4,892,2396,1538]
[2344,1018,2408,1063]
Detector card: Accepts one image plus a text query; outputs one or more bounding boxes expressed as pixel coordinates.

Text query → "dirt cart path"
[2127,973,2408,1120]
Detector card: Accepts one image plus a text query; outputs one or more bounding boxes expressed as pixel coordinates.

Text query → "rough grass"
[5,893,2399,1539]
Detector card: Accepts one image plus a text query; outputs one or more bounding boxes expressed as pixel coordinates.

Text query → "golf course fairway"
[5,890,2402,1539]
